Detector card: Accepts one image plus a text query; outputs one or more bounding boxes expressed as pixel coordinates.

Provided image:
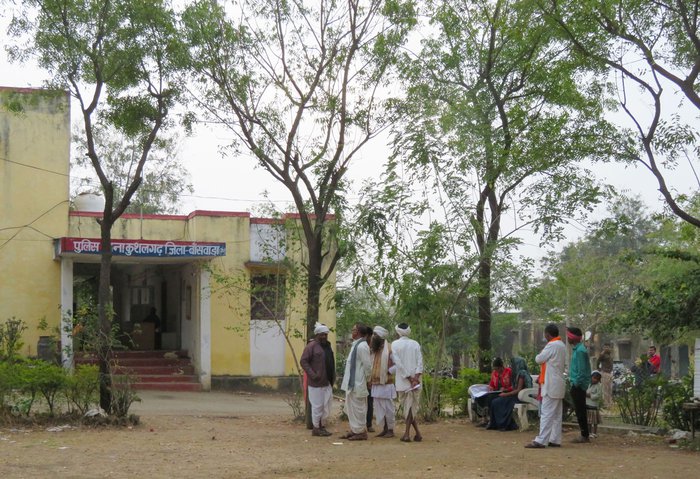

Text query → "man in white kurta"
[340,324,372,440]
[526,323,567,449]
[391,323,424,442]
[369,325,397,438]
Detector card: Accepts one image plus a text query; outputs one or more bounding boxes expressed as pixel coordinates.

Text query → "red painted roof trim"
[187,210,251,219]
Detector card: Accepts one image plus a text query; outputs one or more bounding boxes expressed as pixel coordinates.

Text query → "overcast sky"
[1,14,698,264]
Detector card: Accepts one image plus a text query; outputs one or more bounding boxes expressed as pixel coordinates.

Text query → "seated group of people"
[473,357,533,431]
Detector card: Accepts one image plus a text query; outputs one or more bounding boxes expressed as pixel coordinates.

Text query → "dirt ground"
[1,390,699,479]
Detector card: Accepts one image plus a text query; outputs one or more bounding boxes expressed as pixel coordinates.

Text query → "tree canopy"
[360,0,611,370]
[181,0,412,338]
[538,0,700,227]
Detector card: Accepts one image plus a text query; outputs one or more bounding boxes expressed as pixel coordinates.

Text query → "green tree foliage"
[8,0,186,411]
[371,0,610,370]
[609,195,700,342]
[524,195,656,332]
[181,0,412,339]
[538,0,700,227]
[72,131,193,215]
[618,250,700,343]
[526,193,700,343]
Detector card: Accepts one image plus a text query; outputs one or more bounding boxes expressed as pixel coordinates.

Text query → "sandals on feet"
[524,441,546,449]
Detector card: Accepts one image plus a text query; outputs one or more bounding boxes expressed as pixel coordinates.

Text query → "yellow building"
[0,86,336,391]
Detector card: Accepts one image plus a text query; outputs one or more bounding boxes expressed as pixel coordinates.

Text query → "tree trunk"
[477,254,492,373]
[305,237,323,341]
[98,216,114,412]
[304,236,324,429]
[451,351,461,378]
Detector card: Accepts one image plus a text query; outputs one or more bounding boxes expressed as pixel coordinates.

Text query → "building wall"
[67,210,337,378]
[0,86,337,383]
[0,88,70,355]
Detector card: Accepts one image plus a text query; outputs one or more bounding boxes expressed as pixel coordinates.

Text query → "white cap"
[314,322,330,335]
[395,324,411,337]
[373,326,388,338]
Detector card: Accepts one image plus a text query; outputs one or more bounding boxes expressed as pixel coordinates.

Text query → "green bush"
[33,361,66,416]
[420,374,450,420]
[0,362,23,414]
[422,368,489,418]
[16,359,68,416]
[662,372,700,431]
[616,374,666,426]
[110,373,141,418]
[0,317,27,362]
[446,368,490,416]
[16,359,43,416]
[64,364,100,415]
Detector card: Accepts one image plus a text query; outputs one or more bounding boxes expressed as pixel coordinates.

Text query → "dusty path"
[1,391,698,478]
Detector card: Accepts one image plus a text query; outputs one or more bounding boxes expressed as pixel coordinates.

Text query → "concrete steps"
[75,350,202,392]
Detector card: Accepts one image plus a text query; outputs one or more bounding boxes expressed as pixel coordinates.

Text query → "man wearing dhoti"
[525,323,566,449]
[369,326,396,438]
[391,323,423,442]
[300,322,335,437]
[340,323,372,440]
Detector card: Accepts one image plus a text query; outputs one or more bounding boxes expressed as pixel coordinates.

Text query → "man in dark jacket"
[300,322,335,436]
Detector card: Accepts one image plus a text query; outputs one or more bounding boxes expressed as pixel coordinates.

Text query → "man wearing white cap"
[340,323,372,440]
[391,323,423,442]
[300,322,335,437]
[369,325,396,438]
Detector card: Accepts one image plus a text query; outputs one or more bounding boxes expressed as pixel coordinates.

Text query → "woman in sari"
[474,357,512,426]
[486,357,532,431]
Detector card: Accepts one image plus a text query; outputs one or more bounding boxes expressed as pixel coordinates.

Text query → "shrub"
[0,362,23,415]
[662,372,700,431]
[616,374,666,426]
[17,359,68,417]
[421,374,450,421]
[421,367,490,418]
[0,317,27,362]
[17,359,43,416]
[64,364,99,415]
[446,368,490,416]
[33,361,67,416]
[110,372,140,418]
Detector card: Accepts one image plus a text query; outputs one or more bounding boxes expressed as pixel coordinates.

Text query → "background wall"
[0,88,70,355]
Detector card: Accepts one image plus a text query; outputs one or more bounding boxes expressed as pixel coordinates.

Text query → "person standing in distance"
[369,325,397,438]
[567,326,591,444]
[525,323,566,449]
[300,322,335,437]
[340,323,372,440]
[647,345,661,375]
[597,343,614,409]
[391,323,424,443]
